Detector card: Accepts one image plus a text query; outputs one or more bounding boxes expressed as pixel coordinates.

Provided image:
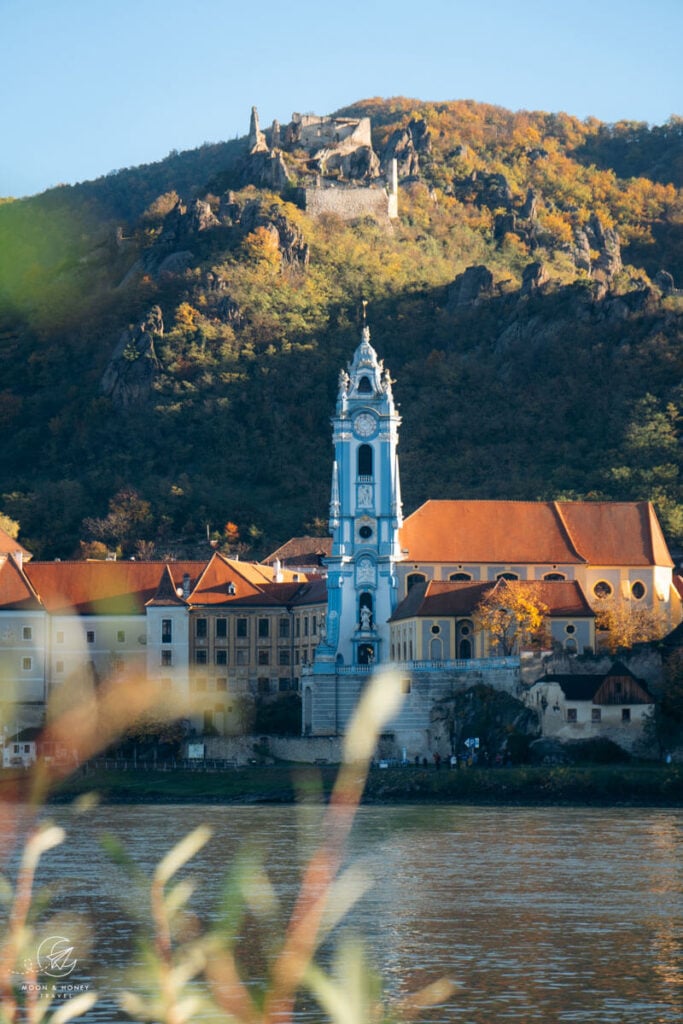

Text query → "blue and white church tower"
[313,322,403,674]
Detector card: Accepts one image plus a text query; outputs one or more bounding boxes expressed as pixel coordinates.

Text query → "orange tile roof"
[263,536,332,566]
[390,580,492,621]
[399,500,672,568]
[188,554,326,608]
[146,565,188,606]
[556,501,673,567]
[251,562,308,584]
[188,554,263,606]
[0,556,42,610]
[501,579,594,617]
[257,578,328,606]
[390,578,594,622]
[24,561,206,615]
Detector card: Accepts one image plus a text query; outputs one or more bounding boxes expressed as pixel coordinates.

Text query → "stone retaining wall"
[201,733,343,765]
[297,186,395,221]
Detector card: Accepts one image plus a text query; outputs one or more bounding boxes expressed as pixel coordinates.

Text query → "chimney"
[274,558,283,583]
[13,552,23,570]
[182,573,191,599]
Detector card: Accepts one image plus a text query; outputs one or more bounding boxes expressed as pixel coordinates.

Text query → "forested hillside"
[1,98,682,559]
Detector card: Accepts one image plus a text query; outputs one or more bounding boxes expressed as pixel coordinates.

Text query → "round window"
[359,525,373,540]
[461,625,470,636]
[593,581,613,599]
[631,581,646,600]
[565,624,576,635]
[431,624,441,635]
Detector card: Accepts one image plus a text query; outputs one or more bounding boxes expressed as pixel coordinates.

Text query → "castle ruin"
[246,107,398,222]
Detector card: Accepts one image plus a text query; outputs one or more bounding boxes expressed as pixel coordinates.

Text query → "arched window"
[357,376,372,393]
[429,636,443,661]
[544,572,566,581]
[496,572,519,581]
[357,444,373,477]
[358,643,375,665]
[407,572,427,592]
[457,620,474,660]
[449,572,472,581]
[303,688,313,734]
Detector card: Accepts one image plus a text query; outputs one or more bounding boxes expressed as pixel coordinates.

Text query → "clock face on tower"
[354,412,376,438]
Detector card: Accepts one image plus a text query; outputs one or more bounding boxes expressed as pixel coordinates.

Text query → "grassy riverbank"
[22,762,683,806]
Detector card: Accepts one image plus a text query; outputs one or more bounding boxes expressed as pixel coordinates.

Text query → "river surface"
[6,803,683,1022]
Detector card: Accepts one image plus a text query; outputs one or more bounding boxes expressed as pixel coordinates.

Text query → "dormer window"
[358,376,372,393]
[407,572,427,591]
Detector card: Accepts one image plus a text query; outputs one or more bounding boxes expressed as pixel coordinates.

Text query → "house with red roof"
[0,555,45,732]
[0,550,326,739]
[162,553,326,734]
[526,662,655,752]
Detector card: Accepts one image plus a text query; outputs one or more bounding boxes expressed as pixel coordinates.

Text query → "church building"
[302,326,681,742]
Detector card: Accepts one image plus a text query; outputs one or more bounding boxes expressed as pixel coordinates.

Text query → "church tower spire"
[314,317,403,670]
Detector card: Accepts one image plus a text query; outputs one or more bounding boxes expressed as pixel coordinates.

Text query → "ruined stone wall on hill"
[296,185,396,221]
[293,114,372,150]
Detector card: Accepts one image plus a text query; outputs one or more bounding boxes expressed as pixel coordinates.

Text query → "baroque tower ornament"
[312,318,403,672]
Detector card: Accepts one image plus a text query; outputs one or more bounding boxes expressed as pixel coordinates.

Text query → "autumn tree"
[641,648,683,757]
[594,598,666,653]
[141,190,180,224]
[116,714,190,759]
[242,226,282,267]
[82,489,153,557]
[0,511,20,539]
[209,520,257,558]
[474,581,549,656]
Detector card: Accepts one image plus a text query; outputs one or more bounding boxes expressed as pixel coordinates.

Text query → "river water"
[9,803,683,1022]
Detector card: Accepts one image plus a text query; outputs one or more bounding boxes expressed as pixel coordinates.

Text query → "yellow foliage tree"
[594,598,666,653]
[539,210,574,248]
[0,511,20,539]
[175,302,200,330]
[142,190,180,223]
[242,226,282,267]
[474,581,549,656]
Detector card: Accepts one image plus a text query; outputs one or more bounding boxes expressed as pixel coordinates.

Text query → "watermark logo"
[36,936,78,979]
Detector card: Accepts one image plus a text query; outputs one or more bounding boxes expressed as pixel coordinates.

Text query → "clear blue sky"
[2,0,681,198]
